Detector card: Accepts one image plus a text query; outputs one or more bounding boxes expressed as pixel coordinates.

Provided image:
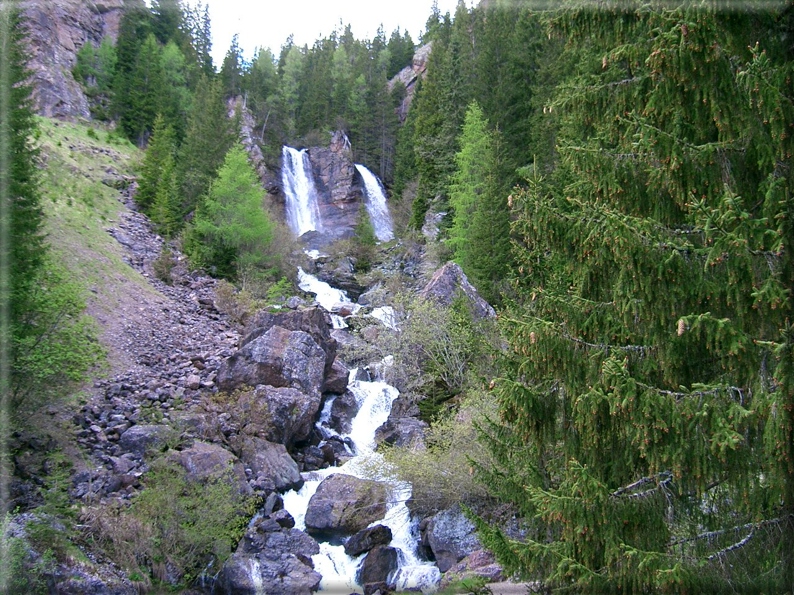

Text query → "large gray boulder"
[215,553,320,595]
[344,524,393,557]
[235,385,321,449]
[424,505,483,573]
[420,262,496,320]
[118,424,171,457]
[217,326,326,397]
[233,436,303,492]
[304,474,389,540]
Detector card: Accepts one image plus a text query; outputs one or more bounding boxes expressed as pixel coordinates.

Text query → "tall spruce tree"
[475,4,794,592]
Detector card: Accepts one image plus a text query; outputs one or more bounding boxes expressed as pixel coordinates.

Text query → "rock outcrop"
[389,42,433,123]
[306,130,363,243]
[20,0,125,119]
[422,505,483,573]
[420,261,496,320]
[344,524,393,557]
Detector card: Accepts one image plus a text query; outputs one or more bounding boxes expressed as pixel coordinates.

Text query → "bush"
[152,245,176,284]
[381,390,498,517]
[81,457,259,589]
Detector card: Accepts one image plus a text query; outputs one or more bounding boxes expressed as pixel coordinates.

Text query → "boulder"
[375,417,428,448]
[439,550,504,588]
[234,436,303,492]
[420,262,496,320]
[329,390,360,435]
[170,441,250,494]
[217,326,326,397]
[215,553,321,595]
[322,359,350,394]
[304,474,390,539]
[425,505,483,573]
[344,524,393,557]
[356,545,399,589]
[118,425,170,457]
[236,385,321,448]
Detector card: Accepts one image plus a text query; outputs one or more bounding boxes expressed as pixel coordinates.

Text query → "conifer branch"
[611,471,672,499]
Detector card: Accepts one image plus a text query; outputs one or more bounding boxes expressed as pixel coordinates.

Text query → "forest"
[3,0,794,592]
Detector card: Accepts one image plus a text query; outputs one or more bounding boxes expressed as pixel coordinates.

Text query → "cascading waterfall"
[355,164,394,242]
[284,271,440,594]
[282,146,323,236]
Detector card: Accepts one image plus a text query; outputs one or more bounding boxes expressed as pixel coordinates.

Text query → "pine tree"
[476,4,794,592]
[121,33,164,145]
[136,114,176,214]
[183,145,275,280]
[150,152,180,238]
[177,75,237,217]
[448,102,511,304]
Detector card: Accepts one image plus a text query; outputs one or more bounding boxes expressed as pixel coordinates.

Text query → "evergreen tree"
[220,34,243,98]
[183,145,275,280]
[150,152,181,238]
[476,4,794,592]
[136,114,176,214]
[448,102,511,304]
[177,75,237,217]
[112,0,152,136]
[120,33,164,145]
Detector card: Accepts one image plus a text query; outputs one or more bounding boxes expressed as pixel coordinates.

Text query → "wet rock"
[420,261,496,320]
[344,524,393,557]
[215,552,321,595]
[375,417,428,448]
[304,474,389,539]
[330,390,359,435]
[425,505,483,573]
[357,545,399,589]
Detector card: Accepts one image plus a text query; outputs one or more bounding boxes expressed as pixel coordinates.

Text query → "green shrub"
[82,457,259,589]
[152,245,176,285]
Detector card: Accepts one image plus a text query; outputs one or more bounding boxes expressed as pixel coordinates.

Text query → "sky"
[191,0,467,65]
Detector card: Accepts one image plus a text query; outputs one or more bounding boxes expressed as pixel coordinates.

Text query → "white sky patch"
[186,0,468,64]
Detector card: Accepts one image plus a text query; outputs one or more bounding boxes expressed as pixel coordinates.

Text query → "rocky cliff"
[20,0,125,119]
[389,42,432,123]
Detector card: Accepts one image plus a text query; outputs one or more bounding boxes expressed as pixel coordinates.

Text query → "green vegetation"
[82,457,259,590]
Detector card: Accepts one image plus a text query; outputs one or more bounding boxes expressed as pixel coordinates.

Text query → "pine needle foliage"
[476,3,794,592]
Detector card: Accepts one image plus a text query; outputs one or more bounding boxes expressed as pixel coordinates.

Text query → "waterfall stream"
[355,164,394,242]
[284,272,441,593]
[282,146,323,236]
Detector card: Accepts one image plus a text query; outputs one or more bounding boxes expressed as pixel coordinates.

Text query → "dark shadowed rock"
[425,505,483,573]
[233,436,303,492]
[322,359,350,394]
[344,524,393,557]
[420,262,496,320]
[375,417,428,448]
[357,545,399,588]
[304,474,389,539]
[330,390,360,435]
[235,385,321,449]
[217,326,326,397]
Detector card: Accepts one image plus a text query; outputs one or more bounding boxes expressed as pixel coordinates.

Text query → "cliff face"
[389,42,432,123]
[20,0,125,119]
[307,131,363,243]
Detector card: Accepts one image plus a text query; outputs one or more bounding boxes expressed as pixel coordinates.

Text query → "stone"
[329,390,360,435]
[185,374,201,390]
[118,425,170,457]
[439,550,504,588]
[322,359,350,394]
[388,42,432,123]
[215,552,321,595]
[170,441,250,494]
[425,505,483,573]
[234,436,303,492]
[357,545,399,588]
[344,524,393,557]
[217,326,326,397]
[375,417,428,448]
[235,385,321,449]
[420,261,496,320]
[304,474,389,539]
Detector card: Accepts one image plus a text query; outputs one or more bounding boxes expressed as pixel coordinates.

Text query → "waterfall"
[282,146,323,236]
[283,270,441,593]
[355,164,394,242]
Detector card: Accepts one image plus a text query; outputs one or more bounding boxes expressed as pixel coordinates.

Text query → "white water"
[355,164,394,243]
[283,271,440,593]
[282,146,323,236]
